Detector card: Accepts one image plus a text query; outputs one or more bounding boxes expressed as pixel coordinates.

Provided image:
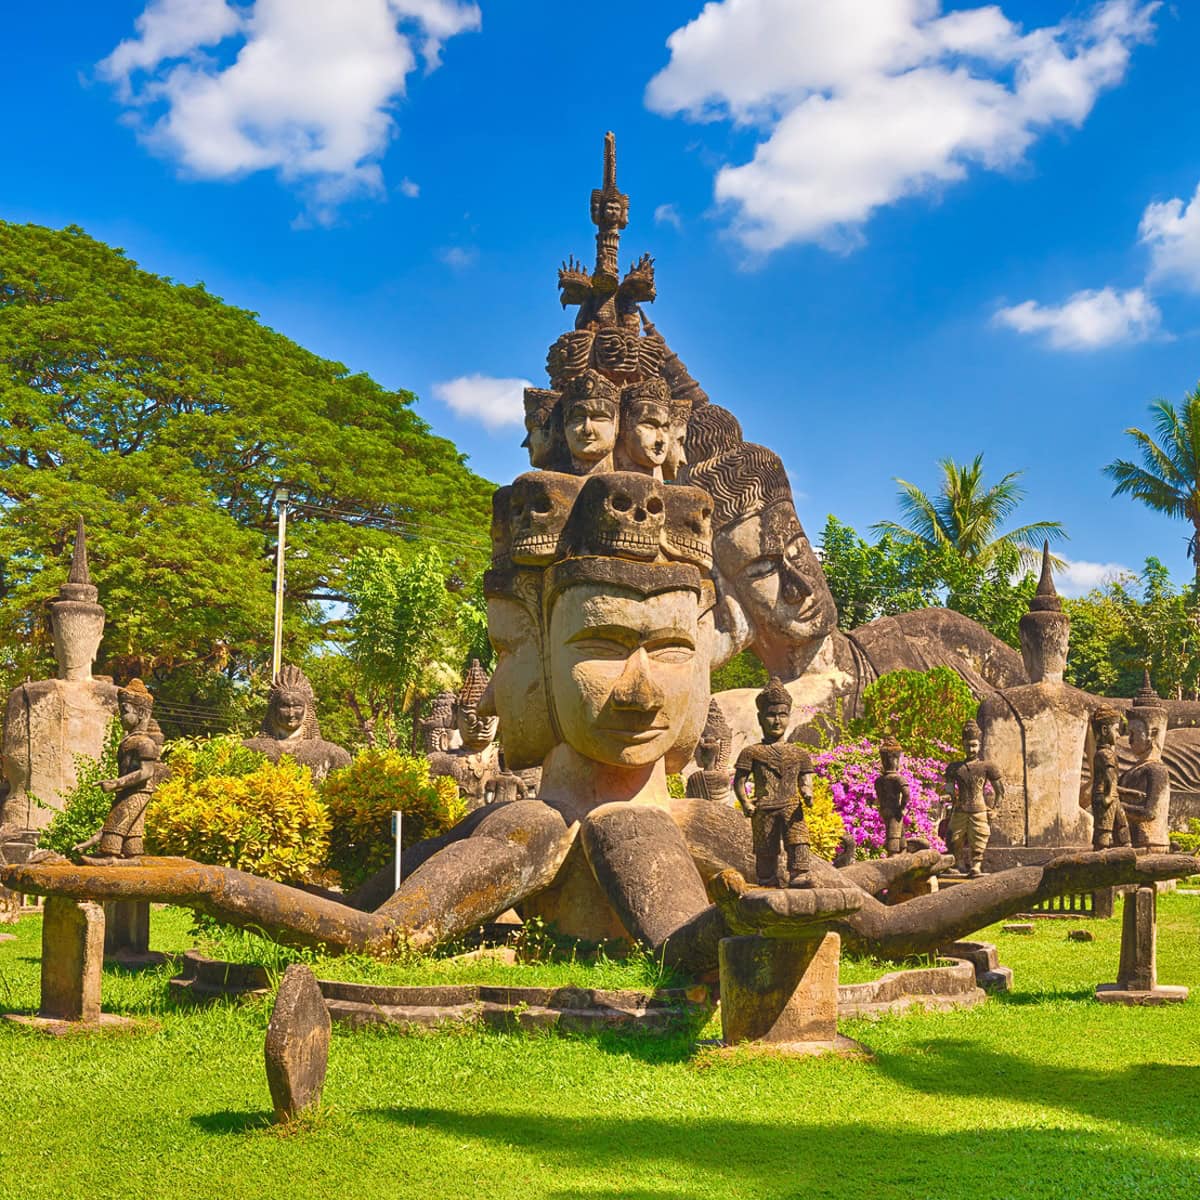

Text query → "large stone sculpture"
[733,679,815,888]
[0,518,118,835]
[7,133,1200,975]
[243,665,350,783]
[944,721,1003,876]
[427,660,502,810]
[1119,675,1171,852]
[874,736,910,856]
[1091,705,1131,851]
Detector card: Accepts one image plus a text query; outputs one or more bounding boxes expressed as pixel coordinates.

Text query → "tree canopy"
[0,221,493,723]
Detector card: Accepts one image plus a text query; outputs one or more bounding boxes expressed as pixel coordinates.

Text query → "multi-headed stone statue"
[944,720,1003,876]
[92,678,164,860]
[733,678,815,889]
[427,660,501,810]
[874,735,910,856]
[1091,705,1131,850]
[243,665,351,784]
[1119,675,1171,852]
[418,691,457,754]
[686,699,734,804]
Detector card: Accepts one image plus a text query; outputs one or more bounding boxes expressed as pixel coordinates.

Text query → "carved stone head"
[879,734,903,772]
[696,698,732,771]
[457,658,499,753]
[546,330,593,391]
[618,379,672,475]
[962,719,982,761]
[521,388,566,470]
[509,472,584,567]
[562,370,619,471]
[117,677,154,730]
[591,327,641,384]
[263,664,319,742]
[661,485,713,572]
[755,675,792,743]
[1129,674,1167,762]
[568,472,665,561]
[1091,704,1122,749]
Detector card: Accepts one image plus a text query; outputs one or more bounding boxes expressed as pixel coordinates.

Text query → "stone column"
[39,895,104,1022]
[1096,885,1188,1005]
[103,900,164,966]
[719,932,859,1054]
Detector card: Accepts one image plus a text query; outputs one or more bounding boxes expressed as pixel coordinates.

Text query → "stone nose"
[780,559,813,605]
[610,648,665,713]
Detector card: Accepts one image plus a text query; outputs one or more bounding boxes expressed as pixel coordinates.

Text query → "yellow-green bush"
[666,773,686,798]
[807,776,847,862]
[146,755,329,883]
[322,750,466,889]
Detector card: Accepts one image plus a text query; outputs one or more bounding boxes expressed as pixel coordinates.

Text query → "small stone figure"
[874,736,910,856]
[427,660,501,810]
[1119,674,1171,852]
[243,665,351,784]
[944,720,1003,877]
[482,772,529,805]
[418,691,457,754]
[93,679,164,859]
[686,699,733,804]
[1091,705,1131,850]
[733,678,815,888]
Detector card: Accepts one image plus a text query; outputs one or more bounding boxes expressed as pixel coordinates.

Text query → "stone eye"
[533,497,552,514]
[612,494,632,512]
[647,497,664,515]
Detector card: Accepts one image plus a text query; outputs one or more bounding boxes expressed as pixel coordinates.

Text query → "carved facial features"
[509,473,582,567]
[270,691,307,739]
[622,400,670,471]
[758,705,789,743]
[565,397,617,465]
[1093,714,1120,748]
[458,702,499,753]
[661,485,713,571]
[549,581,699,767]
[963,733,981,761]
[571,472,665,561]
[482,593,554,769]
[118,696,149,731]
[881,748,902,773]
[1127,712,1164,760]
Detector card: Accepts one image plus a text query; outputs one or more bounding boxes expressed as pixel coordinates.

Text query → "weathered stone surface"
[1002,923,1035,935]
[837,956,985,1019]
[720,932,847,1052]
[94,679,164,859]
[243,664,350,784]
[1096,885,1188,1005]
[169,950,271,1002]
[265,964,331,1122]
[427,659,502,810]
[40,895,104,1021]
[940,940,1012,992]
[102,899,164,965]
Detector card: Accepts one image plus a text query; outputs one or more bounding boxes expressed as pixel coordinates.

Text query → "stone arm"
[732,766,755,815]
[99,756,157,795]
[798,768,814,808]
[1118,775,1168,825]
[985,763,1005,814]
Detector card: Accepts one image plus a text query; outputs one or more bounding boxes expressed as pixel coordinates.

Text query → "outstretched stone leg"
[1,801,575,957]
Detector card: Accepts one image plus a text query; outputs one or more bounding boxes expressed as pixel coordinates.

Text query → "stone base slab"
[4,1012,145,1036]
[1095,984,1189,1006]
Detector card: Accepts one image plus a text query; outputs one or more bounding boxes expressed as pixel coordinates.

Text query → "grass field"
[1,896,1198,1200]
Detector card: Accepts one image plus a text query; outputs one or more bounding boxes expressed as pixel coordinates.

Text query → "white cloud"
[433,375,531,429]
[654,203,682,230]
[647,0,1158,253]
[398,177,420,198]
[1055,556,1136,597]
[438,245,478,269]
[1139,182,1200,291]
[994,286,1160,349]
[98,0,480,222]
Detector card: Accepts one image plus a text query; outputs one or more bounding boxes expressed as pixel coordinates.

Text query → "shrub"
[37,719,123,856]
[859,666,975,760]
[322,750,466,889]
[145,753,328,883]
[160,734,267,783]
[812,736,946,857]
[1170,818,1200,855]
[666,773,686,799]
[806,777,847,861]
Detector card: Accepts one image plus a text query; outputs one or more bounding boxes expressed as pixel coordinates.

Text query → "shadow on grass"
[190,1109,273,1135]
[871,1038,1200,1131]
[367,1110,1196,1199]
[989,986,1097,1004]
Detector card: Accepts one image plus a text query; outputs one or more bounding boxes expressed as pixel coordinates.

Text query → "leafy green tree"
[858,667,975,759]
[1105,389,1200,584]
[872,454,1064,569]
[0,222,492,725]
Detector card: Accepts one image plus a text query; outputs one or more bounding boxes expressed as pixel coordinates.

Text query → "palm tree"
[872,454,1065,568]
[1105,390,1200,585]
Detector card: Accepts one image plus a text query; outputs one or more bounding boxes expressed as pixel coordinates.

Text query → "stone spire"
[1019,541,1070,684]
[1133,669,1166,713]
[590,130,629,291]
[48,517,104,681]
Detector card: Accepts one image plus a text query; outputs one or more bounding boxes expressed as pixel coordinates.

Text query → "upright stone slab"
[265,964,331,1122]
[40,895,104,1021]
[103,900,163,966]
[720,932,856,1054]
[1096,885,1188,1005]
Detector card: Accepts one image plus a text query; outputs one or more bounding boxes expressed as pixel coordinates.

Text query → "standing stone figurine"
[92,679,164,859]
[1091,705,1131,850]
[427,660,501,810]
[874,735,910,856]
[686,700,734,804]
[733,678,815,889]
[944,720,1003,877]
[243,665,351,784]
[1120,675,1171,852]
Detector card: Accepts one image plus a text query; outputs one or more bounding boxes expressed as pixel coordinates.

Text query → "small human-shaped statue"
[874,735,910,856]
[733,677,815,888]
[243,664,352,783]
[482,772,529,805]
[944,720,1003,877]
[1119,675,1171,852]
[685,699,734,804]
[91,679,165,860]
[1090,705,1131,850]
[427,659,501,810]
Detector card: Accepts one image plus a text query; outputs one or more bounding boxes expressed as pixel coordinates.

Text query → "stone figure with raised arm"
[91,679,164,860]
[944,720,1003,876]
[733,677,815,888]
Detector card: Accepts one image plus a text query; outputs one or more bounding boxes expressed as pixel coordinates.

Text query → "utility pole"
[271,486,289,681]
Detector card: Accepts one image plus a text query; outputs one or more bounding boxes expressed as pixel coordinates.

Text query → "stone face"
[243,664,351,784]
[427,659,503,811]
[719,932,841,1049]
[264,964,331,1122]
[40,895,104,1022]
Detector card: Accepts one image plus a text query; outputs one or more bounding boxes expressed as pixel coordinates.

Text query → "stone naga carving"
[427,659,501,810]
[243,665,351,783]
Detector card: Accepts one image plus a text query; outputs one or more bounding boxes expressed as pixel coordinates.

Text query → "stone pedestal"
[1096,886,1188,1005]
[103,900,165,967]
[719,932,861,1055]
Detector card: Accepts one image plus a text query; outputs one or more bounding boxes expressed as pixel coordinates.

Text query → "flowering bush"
[812,737,946,857]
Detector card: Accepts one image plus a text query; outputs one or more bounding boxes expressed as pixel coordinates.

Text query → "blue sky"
[4,0,1200,593]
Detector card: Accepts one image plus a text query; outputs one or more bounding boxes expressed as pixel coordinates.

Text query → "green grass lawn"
[1,897,1198,1200]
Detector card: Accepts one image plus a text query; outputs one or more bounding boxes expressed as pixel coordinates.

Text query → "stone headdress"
[879,734,903,757]
[118,676,154,709]
[756,676,792,715]
[1129,670,1167,733]
[683,405,743,470]
[1091,704,1121,727]
[264,664,321,740]
[699,698,733,767]
[688,442,793,533]
[458,659,490,709]
[962,719,982,741]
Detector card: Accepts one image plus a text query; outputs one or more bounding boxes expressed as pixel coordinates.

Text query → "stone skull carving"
[661,484,713,572]
[569,472,665,561]
[509,472,584,567]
